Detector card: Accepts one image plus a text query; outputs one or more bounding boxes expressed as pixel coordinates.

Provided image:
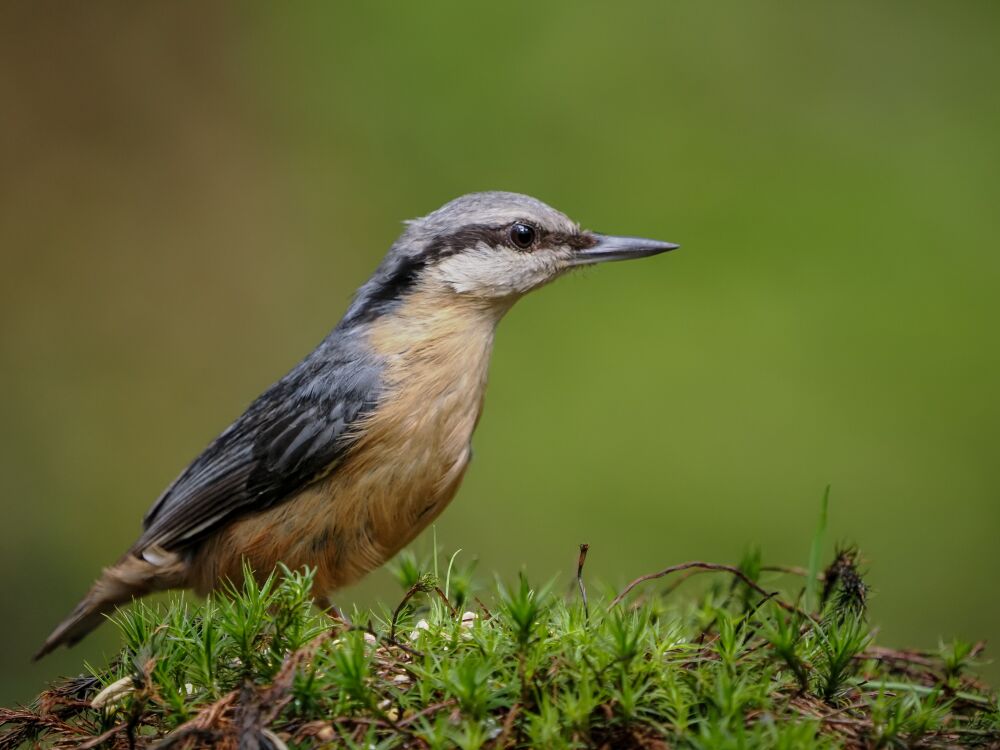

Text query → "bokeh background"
[1,2,998,704]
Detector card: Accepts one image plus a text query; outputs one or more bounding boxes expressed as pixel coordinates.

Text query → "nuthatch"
[37,191,677,658]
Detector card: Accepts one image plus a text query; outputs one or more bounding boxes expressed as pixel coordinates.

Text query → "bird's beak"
[571,233,679,266]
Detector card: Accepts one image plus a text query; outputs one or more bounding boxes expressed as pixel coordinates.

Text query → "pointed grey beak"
[571,233,679,266]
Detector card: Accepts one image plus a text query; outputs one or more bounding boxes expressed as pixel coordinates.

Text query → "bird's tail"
[34,552,186,660]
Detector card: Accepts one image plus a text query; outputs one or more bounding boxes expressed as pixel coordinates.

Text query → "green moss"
[2,550,997,749]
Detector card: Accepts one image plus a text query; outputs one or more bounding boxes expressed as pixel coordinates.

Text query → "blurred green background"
[1,1,998,704]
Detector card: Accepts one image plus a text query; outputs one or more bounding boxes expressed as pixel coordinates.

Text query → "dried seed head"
[822,547,868,619]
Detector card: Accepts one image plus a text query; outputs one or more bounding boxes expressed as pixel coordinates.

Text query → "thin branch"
[609,561,815,620]
[431,585,458,617]
[390,581,425,642]
[576,543,590,621]
[493,701,520,749]
[760,564,817,579]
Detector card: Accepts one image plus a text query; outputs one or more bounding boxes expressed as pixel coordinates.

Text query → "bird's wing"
[136,350,381,553]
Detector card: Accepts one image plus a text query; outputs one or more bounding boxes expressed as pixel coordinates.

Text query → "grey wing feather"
[137,338,383,553]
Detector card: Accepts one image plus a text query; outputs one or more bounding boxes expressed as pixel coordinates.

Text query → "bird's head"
[342,191,677,326]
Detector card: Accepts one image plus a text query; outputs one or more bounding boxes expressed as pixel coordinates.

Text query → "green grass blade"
[806,485,830,612]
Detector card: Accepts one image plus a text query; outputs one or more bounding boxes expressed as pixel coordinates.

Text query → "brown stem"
[576,543,590,621]
[609,561,815,620]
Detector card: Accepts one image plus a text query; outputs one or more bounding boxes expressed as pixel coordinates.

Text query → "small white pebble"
[91,676,134,709]
[316,725,335,742]
[409,619,430,640]
[184,682,194,695]
[392,674,410,684]
[460,611,477,627]
[485,717,501,740]
[363,632,377,645]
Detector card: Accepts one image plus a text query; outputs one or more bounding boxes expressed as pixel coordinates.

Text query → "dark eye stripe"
[345,222,598,325]
[423,224,507,258]
[425,223,596,257]
[546,230,598,250]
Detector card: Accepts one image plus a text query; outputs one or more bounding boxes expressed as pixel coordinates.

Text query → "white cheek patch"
[432,246,572,298]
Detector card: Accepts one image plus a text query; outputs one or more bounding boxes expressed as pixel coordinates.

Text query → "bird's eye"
[509,222,536,250]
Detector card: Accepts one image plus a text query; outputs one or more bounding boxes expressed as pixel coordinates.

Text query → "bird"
[36,191,677,659]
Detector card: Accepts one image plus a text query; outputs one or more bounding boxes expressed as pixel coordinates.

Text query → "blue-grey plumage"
[36,191,677,659]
